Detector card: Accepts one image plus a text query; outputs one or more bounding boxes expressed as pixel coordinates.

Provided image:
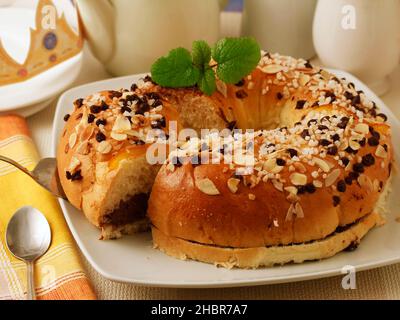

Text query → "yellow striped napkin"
[0,114,96,300]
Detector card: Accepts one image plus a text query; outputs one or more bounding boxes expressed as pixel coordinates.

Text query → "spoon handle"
[26,261,36,300]
[0,155,34,178]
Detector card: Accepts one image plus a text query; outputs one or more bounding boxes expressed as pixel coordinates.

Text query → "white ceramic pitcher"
[313,0,400,95]
[77,0,227,76]
[241,0,317,59]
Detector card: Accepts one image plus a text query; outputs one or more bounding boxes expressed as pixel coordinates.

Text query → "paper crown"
[0,0,83,86]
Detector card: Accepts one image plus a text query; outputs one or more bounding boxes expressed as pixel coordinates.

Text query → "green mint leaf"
[197,68,216,96]
[192,40,211,68]
[212,37,261,84]
[151,47,200,88]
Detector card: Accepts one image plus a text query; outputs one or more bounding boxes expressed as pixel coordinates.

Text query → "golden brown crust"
[57,52,394,270]
[151,211,384,269]
[57,83,227,232]
[148,54,393,251]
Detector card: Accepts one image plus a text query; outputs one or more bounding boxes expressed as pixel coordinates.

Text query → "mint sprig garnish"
[150,48,200,88]
[212,38,261,84]
[151,37,261,95]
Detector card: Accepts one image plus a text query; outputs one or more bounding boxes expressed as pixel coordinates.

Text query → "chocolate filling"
[101,193,149,226]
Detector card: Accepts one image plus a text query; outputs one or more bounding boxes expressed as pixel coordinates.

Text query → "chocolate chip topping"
[368,136,379,146]
[362,154,375,167]
[236,90,248,99]
[297,185,306,195]
[136,102,150,115]
[304,60,313,69]
[90,105,102,114]
[109,90,122,99]
[71,170,83,181]
[300,129,309,139]
[319,139,331,147]
[305,183,316,194]
[377,113,388,122]
[121,106,132,114]
[353,163,365,173]
[287,148,298,158]
[66,170,83,181]
[96,132,106,142]
[276,158,286,166]
[101,101,109,111]
[296,100,306,109]
[96,119,106,127]
[337,117,349,129]
[235,79,245,87]
[87,114,95,123]
[74,98,84,108]
[337,180,346,192]
[63,114,70,122]
[327,146,338,155]
[333,196,340,207]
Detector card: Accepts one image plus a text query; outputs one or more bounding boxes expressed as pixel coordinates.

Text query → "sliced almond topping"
[227,178,240,194]
[375,145,387,158]
[286,192,299,203]
[285,203,295,221]
[357,174,373,192]
[263,158,277,171]
[299,74,311,86]
[293,162,307,173]
[166,163,175,172]
[233,154,255,166]
[195,178,220,195]
[68,156,81,172]
[216,80,227,98]
[65,145,71,155]
[325,168,341,187]
[272,179,283,191]
[320,69,331,80]
[295,202,304,218]
[313,180,323,188]
[261,64,284,74]
[76,141,90,155]
[339,139,349,151]
[248,193,256,200]
[69,132,77,149]
[354,123,369,134]
[373,179,381,192]
[271,165,284,174]
[110,131,128,141]
[314,157,330,173]
[290,172,307,186]
[112,115,131,132]
[349,139,360,151]
[284,186,298,195]
[81,126,95,142]
[97,140,112,154]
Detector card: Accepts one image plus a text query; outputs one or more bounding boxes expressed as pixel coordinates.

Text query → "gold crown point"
[0,0,83,86]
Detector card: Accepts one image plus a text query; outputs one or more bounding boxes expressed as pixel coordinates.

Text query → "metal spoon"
[5,206,52,300]
[0,155,67,200]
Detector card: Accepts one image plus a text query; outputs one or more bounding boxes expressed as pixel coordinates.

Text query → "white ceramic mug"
[313,0,400,95]
[241,0,317,59]
[77,0,227,76]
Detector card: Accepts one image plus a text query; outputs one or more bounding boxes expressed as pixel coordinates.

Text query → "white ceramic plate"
[52,70,400,288]
[0,7,82,115]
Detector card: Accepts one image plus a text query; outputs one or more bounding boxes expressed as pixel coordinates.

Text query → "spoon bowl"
[6,206,51,299]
